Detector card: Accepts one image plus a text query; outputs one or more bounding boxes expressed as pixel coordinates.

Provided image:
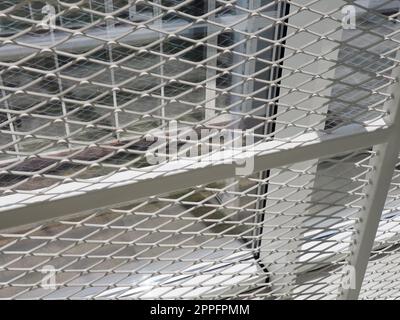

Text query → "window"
[0,0,400,300]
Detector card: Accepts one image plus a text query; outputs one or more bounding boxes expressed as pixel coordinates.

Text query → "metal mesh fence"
[0,0,400,299]
[359,157,400,300]
[0,149,374,299]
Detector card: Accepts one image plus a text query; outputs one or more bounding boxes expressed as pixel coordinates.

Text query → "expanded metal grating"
[0,149,374,299]
[359,157,400,300]
[0,0,400,299]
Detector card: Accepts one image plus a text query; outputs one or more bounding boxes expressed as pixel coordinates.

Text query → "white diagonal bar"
[0,120,390,231]
[339,55,400,300]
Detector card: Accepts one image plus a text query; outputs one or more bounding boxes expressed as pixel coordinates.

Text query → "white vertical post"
[39,2,72,148]
[229,0,249,117]
[29,3,71,146]
[105,0,121,140]
[242,0,260,114]
[154,0,165,125]
[0,75,20,157]
[205,0,217,119]
[50,33,71,148]
[229,0,260,116]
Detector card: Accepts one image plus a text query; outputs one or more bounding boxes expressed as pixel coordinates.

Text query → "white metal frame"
[0,119,389,228]
[1,0,400,300]
[338,52,400,299]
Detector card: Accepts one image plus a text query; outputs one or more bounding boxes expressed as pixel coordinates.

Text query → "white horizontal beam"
[338,59,400,300]
[0,120,391,231]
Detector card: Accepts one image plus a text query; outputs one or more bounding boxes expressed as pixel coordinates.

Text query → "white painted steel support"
[205,0,217,119]
[260,0,345,297]
[105,0,121,141]
[50,23,72,148]
[0,75,20,157]
[154,0,166,125]
[339,55,400,300]
[0,121,390,231]
[242,0,261,114]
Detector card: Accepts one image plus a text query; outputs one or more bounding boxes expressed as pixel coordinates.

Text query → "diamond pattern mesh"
[0,149,374,299]
[0,0,400,299]
[359,158,400,300]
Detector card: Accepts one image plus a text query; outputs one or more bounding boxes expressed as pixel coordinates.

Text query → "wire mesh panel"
[359,158,400,300]
[0,0,400,300]
[0,0,397,199]
[0,149,375,299]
